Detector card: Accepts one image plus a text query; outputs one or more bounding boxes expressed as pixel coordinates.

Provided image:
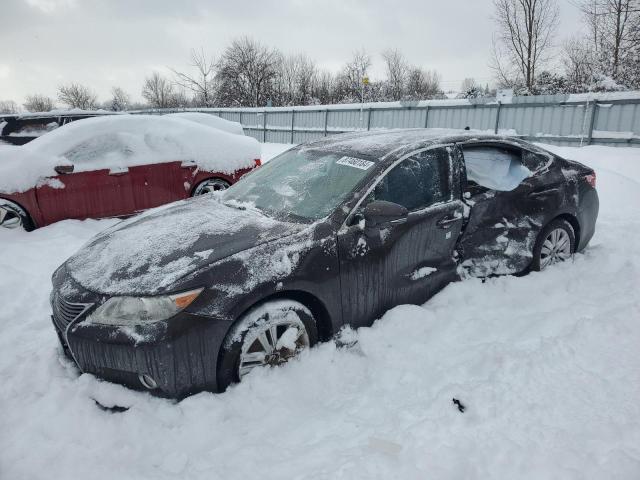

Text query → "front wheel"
[531,219,575,271]
[192,178,231,196]
[0,202,33,231]
[217,300,318,391]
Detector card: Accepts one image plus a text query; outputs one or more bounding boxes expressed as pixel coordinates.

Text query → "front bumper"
[53,312,231,399]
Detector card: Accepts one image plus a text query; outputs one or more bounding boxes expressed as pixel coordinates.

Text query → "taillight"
[585,173,596,188]
[254,158,262,167]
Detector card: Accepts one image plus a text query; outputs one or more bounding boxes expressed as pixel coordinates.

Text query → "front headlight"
[86,288,203,326]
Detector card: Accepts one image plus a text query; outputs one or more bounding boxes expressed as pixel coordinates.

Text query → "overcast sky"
[0,0,584,105]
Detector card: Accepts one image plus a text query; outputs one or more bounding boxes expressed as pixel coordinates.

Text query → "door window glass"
[63,133,133,166]
[462,146,531,191]
[371,148,451,211]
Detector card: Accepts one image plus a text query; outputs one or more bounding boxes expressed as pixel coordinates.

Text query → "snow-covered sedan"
[0,115,261,229]
[50,129,598,398]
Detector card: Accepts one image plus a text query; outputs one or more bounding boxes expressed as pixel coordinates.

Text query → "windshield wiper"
[223,201,247,211]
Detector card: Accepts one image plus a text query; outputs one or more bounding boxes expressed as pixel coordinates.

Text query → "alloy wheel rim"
[0,209,22,229]
[195,179,230,195]
[540,228,571,269]
[238,315,310,379]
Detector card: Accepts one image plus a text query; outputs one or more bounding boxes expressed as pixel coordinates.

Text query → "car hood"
[64,194,305,295]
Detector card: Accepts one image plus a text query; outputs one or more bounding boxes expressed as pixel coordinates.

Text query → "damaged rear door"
[337,146,464,328]
[456,142,564,276]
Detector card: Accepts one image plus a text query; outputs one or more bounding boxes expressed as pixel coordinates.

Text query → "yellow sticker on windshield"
[336,156,374,170]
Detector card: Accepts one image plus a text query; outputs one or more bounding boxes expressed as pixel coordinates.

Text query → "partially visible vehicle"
[0,110,118,146]
[166,112,245,136]
[0,115,261,230]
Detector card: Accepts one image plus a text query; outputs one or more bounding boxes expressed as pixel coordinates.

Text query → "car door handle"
[528,187,558,197]
[436,215,459,229]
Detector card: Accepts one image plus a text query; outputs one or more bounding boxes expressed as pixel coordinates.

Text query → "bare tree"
[562,36,596,90]
[381,49,409,100]
[171,48,217,107]
[313,70,337,104]
[273,54,300,106]
[58,83,98,110]
[491,0,560,90]
[23,94,55,112]
[170,87,191,108]
[0,100,19,114]
[215,37,280,107]
[141,72,176,108]
[575,0,640,82]
[336,49,371,102]
[460,78,479,92]
[273,54,317,106]
[294,55,317,105]
[108,87,131,111]
[459,78,486,98]
[405,68,442,100]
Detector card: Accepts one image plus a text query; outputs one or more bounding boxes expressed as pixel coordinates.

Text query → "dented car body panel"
[50,129,599,398]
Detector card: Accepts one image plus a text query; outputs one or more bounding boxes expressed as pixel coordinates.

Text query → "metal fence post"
[423,106,430,128]
[262,110,267,143]
[587,101,597,145]
[367,108,372,130]
[494,101,502,134]
[324,109,329,137]
[290,109,295,144]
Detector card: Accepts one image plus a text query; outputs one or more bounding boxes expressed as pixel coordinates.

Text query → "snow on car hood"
[64,195,304,295]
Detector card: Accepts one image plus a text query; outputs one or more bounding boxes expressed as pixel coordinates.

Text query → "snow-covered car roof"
[0,114,260,193]
[166,112,244,136]
[304,128,545,159]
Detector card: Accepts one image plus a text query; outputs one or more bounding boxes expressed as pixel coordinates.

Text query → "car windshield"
[224,148,375,222]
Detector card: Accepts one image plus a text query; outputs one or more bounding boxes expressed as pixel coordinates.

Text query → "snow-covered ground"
[1,143,639,479]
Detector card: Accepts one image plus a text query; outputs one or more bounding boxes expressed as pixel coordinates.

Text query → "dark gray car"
[50,130,599,398]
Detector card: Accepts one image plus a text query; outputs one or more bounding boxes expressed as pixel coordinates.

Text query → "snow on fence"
[131,91,640,147]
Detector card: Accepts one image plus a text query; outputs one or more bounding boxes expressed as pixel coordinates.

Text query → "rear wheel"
[192,178,230,196]
[217,300,318,391]
[531,219,575,271]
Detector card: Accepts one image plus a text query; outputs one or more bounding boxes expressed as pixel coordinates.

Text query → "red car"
[0,115,261,230]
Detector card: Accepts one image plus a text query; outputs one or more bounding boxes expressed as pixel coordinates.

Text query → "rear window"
[9,121,58,137]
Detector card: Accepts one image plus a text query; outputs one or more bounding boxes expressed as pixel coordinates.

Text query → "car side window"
[462,146,531,192]
[370,147,451,211]
[63,133,132,165]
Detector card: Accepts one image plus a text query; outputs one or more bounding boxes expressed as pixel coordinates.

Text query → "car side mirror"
[54,164,74,175]
[363,200,408,227]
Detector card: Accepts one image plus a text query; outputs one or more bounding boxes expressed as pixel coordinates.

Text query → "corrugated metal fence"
[134,92,640,147]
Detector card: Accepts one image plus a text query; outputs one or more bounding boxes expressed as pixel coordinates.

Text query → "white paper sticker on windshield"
[336,156,374,170]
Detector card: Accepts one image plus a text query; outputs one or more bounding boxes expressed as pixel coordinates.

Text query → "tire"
[531,218,575,271]
[192,178,231,196]
[0,201,34,231]
[217,299,318,391]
